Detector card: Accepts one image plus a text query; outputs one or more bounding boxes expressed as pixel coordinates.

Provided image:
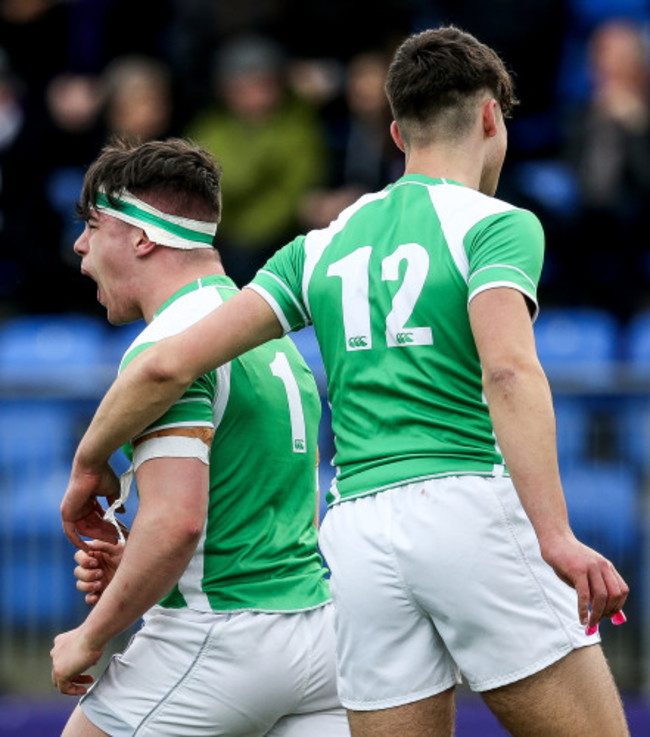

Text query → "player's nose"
[73,227,89,257]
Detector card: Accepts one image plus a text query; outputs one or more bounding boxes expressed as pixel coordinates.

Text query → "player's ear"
[482,99,499,139]
[133,229,157,258]
[390,120,406,152]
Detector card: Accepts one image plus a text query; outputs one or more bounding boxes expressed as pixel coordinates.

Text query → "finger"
[76,577,104,595]
[57,676,94,696]
[87,538,124,555]
[76,514,120,538]
[74,561,103,580]
[73,549,96,567]
[601,563,629,618]
[62,521,90,552]
[574,573,591,626]
[587,566,608,628]
[85,593,100,606]
[74,564,101,583]
[71,674,94,685]
[76,523,120,545]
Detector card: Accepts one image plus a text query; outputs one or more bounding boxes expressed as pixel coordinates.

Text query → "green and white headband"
[95,189,217,250]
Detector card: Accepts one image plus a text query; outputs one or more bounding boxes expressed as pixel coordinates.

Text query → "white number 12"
[327,242,433,351]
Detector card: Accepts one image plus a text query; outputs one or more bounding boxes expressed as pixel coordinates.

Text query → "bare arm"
[79,289,281,466]
[469,288,628,629]
[62,289,281,547]
[52,455,209,694]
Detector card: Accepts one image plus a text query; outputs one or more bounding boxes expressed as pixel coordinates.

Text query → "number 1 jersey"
[120,275,329,612]
[248,175,545,505]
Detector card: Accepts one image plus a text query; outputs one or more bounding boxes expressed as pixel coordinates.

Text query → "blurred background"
[1,0,650,734]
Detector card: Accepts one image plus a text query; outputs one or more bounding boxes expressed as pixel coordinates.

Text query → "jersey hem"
[328,468,511,507]
[160,599,332,615]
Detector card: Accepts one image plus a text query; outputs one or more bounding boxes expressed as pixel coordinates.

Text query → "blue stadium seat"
[103,320,147,369]
[0,314,108,394]
[0,466,83,627]
[1,457,139,628]
[0,398,80,479]
[623,311,650,382]
[554,396,591,468]
[617,398,650,471]
[534,308,619,387]
[562,461,640,564]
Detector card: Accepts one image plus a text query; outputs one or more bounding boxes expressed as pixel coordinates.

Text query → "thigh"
[481,645,629,737]
[319,496,460,711]
[62,704,110,737]
[346,687,456,737]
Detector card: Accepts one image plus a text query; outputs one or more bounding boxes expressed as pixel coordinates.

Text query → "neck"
[139,252,226,323]
[402,139,484,190]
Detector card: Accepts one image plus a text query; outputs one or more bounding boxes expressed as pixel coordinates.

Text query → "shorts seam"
[292,611,316,711]
[385,491,429,618]
[487,482,573,645]
[133,618,223,734]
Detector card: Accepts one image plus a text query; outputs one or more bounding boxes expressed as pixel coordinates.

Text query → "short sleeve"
[465,209,545,320]
[246,235,311,333]
[140,373,216,435]
[126,372,216,462]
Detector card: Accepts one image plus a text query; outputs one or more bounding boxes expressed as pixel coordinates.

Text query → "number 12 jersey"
[249,175,545,505]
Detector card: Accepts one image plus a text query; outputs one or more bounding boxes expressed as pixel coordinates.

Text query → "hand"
[50,626,105,695]
[540,531,629,630]
[74,539,125,606]
[61,460,123,550]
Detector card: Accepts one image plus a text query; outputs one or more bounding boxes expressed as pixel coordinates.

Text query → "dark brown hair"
[77,137,223,224]
[385,26,518,143]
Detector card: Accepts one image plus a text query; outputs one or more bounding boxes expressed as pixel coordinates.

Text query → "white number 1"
[269,351,307,453]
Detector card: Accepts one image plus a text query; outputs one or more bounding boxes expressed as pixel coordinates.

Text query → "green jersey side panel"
[121,275,329,612]
[250,176,545,504]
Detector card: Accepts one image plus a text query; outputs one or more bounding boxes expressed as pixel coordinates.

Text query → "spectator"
[563,19,650,318]
[186,33,326,285]
[43,72,105,270]
[100,55,177,142]
[301,50,402,229]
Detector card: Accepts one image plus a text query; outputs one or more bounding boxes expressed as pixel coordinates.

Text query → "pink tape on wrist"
[611,610,627,625]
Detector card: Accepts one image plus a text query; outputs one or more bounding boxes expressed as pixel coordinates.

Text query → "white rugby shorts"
[80,603,349,736]
[319,475,598,711]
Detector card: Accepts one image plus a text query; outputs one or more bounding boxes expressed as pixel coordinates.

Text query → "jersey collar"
[154,274,238,318]
[392,173,466,188]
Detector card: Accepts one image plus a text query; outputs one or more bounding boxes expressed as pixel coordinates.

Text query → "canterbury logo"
[294,439,305,451]
[396,332,414,344]
[348,336,368,348]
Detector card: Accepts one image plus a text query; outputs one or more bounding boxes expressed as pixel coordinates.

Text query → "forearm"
[76,290,281,468]
[484,360,572,546]
[77,509,200,649]
[75,345,191,469]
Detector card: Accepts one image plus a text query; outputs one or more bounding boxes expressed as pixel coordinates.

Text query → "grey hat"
[215,34,286,80]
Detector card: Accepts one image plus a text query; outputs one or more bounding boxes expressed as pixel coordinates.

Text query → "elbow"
[484,365,519,390]
[168,518,204,554]
[482,358,544,394]
[141,345,194,393]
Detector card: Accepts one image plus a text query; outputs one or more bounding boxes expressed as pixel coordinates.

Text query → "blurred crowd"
[0,0,649,322]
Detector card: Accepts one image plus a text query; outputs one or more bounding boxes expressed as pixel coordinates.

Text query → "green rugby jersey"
[248,175,545,505]
[120,275,330,612]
